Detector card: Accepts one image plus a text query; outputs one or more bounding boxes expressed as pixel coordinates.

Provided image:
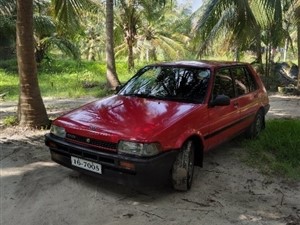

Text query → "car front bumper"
[45,134,178,187]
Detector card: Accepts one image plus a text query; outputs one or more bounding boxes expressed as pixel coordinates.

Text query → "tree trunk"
[297,13,300,90]
[255,33,262,64]
[283,38,288,62]
[126,30,135,70]
[105,0,120,89]
[16,0,49,128]
[233,46,240,62]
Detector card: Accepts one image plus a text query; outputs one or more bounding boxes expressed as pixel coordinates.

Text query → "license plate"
[71,156,102,174]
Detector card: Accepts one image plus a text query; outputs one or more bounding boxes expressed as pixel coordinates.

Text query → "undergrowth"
[243,119,300,180]
[0,59,137,100]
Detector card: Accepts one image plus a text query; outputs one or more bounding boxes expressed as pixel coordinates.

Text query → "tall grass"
[0,59,137,100]
[244,119,300,180]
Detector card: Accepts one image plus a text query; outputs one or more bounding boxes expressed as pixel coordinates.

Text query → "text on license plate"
[71,156,102,174]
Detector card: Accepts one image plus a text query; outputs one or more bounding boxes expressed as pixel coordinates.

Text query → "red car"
[45,61,269,191]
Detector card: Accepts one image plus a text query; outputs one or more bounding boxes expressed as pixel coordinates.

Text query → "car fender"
[172,129,205,151]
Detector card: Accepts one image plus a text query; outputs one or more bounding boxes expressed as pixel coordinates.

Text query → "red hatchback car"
[45,61,269,191]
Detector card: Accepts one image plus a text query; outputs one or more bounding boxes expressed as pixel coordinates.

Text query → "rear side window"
[232,67,257,96]
[212,69,235,99]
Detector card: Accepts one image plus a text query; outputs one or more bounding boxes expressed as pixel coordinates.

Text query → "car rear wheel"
[171,140,195,191]
[246,110,264,139]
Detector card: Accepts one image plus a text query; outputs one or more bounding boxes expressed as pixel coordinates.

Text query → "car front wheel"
[171,140,195,191]
[246,110,264,139]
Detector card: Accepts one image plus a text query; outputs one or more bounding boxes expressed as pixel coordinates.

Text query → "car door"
[231,66,260,129]
[206,68,240,150]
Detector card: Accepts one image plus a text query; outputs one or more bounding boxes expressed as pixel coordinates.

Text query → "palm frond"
[44,36,80,60]
[34,15,56,37]
[115,43,127,57]
[0,0,15,15]
[52,0,101,33]
[192,0,261,58]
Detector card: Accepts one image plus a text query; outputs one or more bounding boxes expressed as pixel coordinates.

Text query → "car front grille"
[65,133,117,152]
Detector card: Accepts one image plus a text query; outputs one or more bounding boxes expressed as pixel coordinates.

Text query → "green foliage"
[0,60,19,99]
[243,119,300,180]
[0,59,18,73]
[0,59,136,100]
[114,0,191,67]
[3,115,18,126]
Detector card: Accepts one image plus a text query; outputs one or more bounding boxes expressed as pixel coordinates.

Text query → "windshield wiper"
[163,96,202,104]
[122,93,156,99]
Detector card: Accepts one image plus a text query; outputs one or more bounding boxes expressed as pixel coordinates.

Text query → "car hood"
[55,95,198,142]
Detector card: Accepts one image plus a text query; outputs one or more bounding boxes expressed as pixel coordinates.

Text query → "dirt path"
[1,94,300,225]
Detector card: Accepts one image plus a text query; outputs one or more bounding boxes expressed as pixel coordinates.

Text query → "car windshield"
[119,66,211,103]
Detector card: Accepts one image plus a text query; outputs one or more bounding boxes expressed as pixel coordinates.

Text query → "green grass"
[0,59,137,100]
[243,119,300,180]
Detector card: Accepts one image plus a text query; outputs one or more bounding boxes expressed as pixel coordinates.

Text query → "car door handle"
[233,102,239,109]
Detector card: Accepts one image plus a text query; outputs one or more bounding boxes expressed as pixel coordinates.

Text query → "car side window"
[212,69,235,99]
[232,67,249,96]
[245,68,258,92]
[232,67,258,96]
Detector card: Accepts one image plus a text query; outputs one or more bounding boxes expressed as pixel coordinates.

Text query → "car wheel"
[171,140,195,191]
[246,110,264,139]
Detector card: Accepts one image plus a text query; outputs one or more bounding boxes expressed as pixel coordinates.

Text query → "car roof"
[151,60,248,69]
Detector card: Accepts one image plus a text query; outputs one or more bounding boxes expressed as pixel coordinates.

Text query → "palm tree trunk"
[126,30,135,70]
[297,10,300,90]
[16,0,49,128]
[255,33,262,64]
[283,38,288,62]
[106,0,120,89]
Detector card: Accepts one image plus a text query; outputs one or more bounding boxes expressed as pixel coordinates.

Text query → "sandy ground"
[1,94,300,225]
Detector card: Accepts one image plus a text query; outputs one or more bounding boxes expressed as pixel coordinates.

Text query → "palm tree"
[259,0,300,89]
[105,0,120,89]
[14,0,100,127]
[16,0,49,128]
[115,0,167,70]
[34,14,80,63]
[1,0,83,63]
[192,0,260,62]
[296,5,300,90]
[80,9,106,61]
[126,4,190,62]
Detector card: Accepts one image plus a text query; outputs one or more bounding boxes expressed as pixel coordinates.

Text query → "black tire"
[246,110,264,139]
[171,140,195,191]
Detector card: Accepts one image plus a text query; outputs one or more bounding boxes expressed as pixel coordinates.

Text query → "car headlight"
[118,141,161,157]
[50,124,66,138]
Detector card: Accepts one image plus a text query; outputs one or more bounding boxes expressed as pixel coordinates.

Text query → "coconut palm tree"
[14,0,100,128]
[34,14,80,63]
[114,0,167,70]
[296,5,300,89]
[16,0,49,128]
[117,4,190,62]
[105,0,120,89]
[192,0,260,62]
[259,0,300,89]
[1,0,85,63]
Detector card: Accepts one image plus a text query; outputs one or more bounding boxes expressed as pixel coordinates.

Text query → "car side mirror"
[210,94,230,107]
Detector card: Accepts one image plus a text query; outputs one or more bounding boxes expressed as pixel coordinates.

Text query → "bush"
[3,115,18,126]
